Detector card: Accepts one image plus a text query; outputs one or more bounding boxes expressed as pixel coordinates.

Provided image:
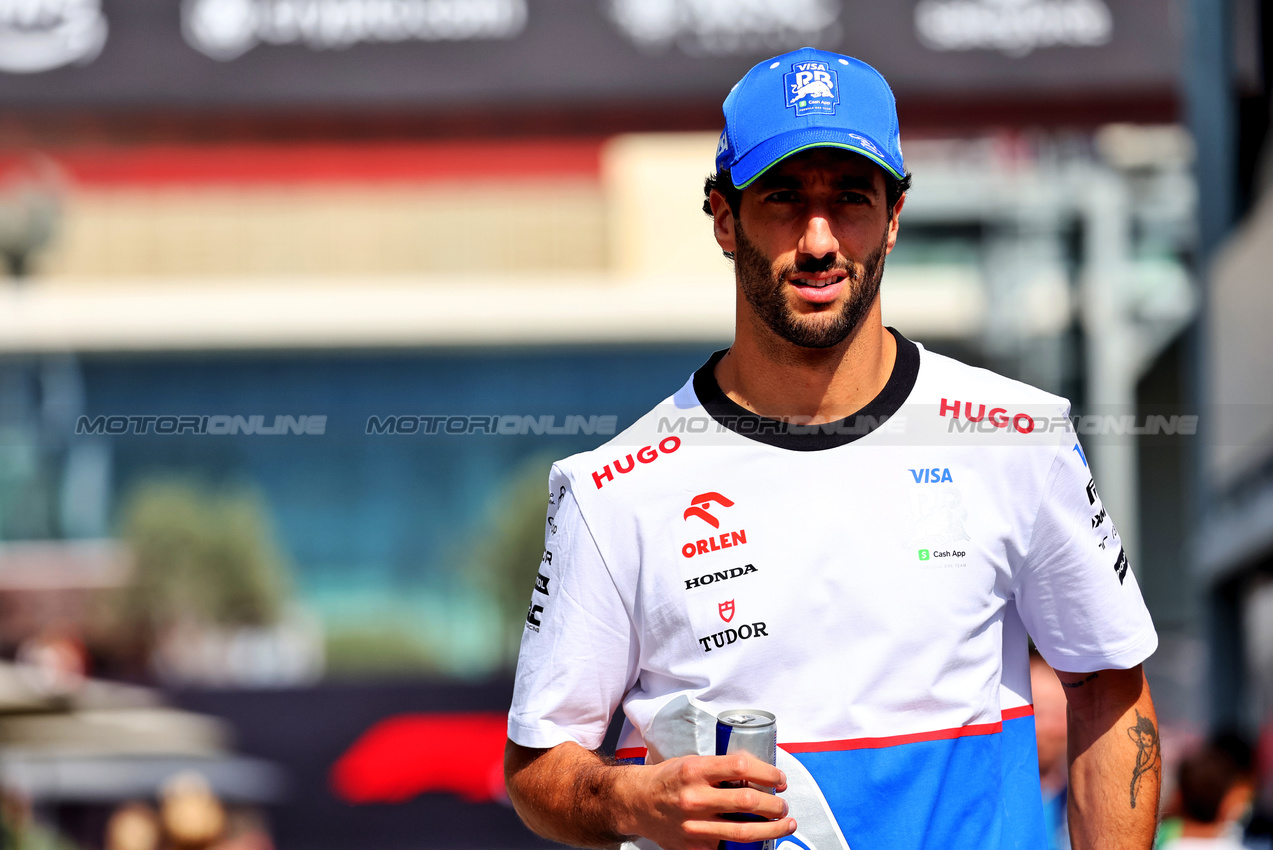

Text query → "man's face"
[711,148,903,350]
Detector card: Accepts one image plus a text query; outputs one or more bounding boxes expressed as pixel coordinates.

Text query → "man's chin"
[785,288,846,316]
[787,298,852,325]
[778,315,856,350]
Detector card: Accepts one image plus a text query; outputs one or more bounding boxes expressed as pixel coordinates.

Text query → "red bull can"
[715,709,777,850]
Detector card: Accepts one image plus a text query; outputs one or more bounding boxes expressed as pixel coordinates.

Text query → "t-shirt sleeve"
[507,463,638,751]
[1013,434,1158,674]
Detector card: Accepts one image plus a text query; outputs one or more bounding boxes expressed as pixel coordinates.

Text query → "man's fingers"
[719,816,798,842]
[683,816,798,842]
[687,786,788,819]
[695,753,787,790]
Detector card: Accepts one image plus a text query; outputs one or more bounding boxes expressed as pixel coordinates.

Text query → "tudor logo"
[718,600,735,623]
[683,491,734,528]
[697,622,768,653]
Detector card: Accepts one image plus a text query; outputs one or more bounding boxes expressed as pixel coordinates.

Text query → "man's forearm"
[505,738,793,850]
[1062,665,1160,850]
[505,740,632,847]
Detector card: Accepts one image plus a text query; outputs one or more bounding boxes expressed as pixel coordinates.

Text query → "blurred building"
[0,0,1270,844]
[1190,0,1273,748]
[0,0,1208,669]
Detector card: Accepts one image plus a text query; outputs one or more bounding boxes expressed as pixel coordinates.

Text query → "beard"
[734,221,888,350]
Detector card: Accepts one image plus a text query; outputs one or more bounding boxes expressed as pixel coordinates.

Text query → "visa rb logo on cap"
[785,60,838,117]
[715,47,906,189]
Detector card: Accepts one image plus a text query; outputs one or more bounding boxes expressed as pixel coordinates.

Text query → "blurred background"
[0,0,1270,848]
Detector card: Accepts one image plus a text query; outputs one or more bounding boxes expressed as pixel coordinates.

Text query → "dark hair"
[1178,745,1240,824]
[702,166,912,220]
[1209,729,1254,774]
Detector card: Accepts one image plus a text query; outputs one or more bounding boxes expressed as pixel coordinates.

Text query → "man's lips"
[789,271,847,305]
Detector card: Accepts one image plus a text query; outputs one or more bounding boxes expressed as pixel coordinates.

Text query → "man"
[505,47,1161,850]
[1158,743,1255,850]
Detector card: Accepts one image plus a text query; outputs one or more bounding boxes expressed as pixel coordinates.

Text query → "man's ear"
[709,190,737,256]
[884,193,905,256]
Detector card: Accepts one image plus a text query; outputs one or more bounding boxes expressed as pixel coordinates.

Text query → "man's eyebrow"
[756,174,802,191]
[833,174,877,192]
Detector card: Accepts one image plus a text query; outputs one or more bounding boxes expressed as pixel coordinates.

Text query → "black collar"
[691,327,920,451]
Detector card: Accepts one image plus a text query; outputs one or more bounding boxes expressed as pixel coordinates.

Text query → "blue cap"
[715,47,905,189]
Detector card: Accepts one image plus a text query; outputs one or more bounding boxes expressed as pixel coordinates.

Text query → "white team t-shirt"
[508,330,1157,850]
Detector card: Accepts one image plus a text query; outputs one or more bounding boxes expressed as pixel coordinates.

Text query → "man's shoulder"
[549,377,703,497]
[911,342,1071,413]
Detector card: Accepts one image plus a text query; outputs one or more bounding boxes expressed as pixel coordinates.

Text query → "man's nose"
[797,213,838,260]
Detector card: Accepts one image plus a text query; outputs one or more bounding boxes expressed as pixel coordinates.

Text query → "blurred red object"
[330,712,509,805]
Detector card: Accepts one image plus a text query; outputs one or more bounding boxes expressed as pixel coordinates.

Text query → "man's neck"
[714,301,896,425]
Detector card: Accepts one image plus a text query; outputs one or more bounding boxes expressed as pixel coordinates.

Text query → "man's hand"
[505,739,796,850]
[610,751,794,849]
[1059,664,1160,850]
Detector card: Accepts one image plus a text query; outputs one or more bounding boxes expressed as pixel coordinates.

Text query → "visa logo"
[793,62,825,71]
[910,467,954,483]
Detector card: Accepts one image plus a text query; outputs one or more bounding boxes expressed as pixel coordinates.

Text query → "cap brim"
[730,127,904,188]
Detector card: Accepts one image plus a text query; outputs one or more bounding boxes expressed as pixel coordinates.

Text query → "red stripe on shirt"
[617,707,1035,760]
[780,715,1020,755]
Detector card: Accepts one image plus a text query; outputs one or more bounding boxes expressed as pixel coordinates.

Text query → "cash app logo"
[918,549,930,561]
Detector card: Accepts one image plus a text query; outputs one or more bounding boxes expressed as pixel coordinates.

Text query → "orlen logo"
[940,397,1035,434]
[681,492,747,558]
[592,436,681,489]
[683,491,733,526]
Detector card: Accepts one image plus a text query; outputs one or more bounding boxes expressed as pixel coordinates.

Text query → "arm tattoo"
[1060,672,1099,689]
[1125,710,1161,809]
